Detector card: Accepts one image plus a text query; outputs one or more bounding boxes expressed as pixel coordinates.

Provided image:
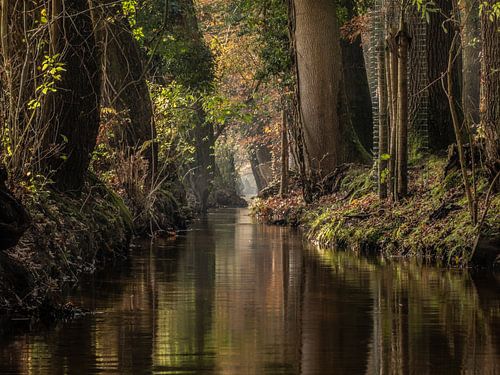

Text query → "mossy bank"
[0,177,136,315]
[251,157,500,268]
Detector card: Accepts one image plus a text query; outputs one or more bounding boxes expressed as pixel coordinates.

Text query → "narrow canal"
[0,209,498,374]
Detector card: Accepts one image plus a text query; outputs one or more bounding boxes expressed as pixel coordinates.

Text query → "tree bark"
[280,107,289,196]
[340,0,373,152]
[190,104,216,213]
[459,0,481,125]
[292,0,368,176]
[396,22,409,199]
[425,0,460,151]
[447,33,477,224]
[341,36,373,152]
[43,0,101,192]
[388,33,399,199]
[249,148,267,192]
[480,3,500,183]
[256,144,273,186]
[378,42,388,199]
[0,0,8,65]
[50,0,62,54]
[96,0,157,175]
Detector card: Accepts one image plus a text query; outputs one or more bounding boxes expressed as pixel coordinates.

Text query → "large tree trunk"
[425,0,460,151]
[280,107,289,196]
[388,32,399,199]
[480,3,500,182]
[190,105,216,212]
[459,0,481,125]
[340,0,373,153]
[97,0,157,174]
[341,36,373,152]
[378,41,388,199]
[43,0,101,192]
[292,0,368,176]
[396,21,409,199]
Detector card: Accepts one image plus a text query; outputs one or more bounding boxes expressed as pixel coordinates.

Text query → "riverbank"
[0,178,132,315]
[1,208,499,373]
[0,174,189,316]
[251,157,500,268]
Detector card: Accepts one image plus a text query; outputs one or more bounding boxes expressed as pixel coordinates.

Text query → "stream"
[0,208,499,374]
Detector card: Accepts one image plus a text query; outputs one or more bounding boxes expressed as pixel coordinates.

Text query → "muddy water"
[0,208,499,374]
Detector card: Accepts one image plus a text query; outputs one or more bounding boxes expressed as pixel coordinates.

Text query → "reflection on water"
[0,209,499,374]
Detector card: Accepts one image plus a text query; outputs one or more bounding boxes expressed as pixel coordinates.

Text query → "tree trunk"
[96,0,157,175]
[292,0,368,176]
[280,107,289,196]
[50,0,62,54]
[256,145,273,185]
[249,148,267,192]
[388,33,399,199]
[341,36,373,152]
[43,0,101,192]
[459,0,481,126]
[95,3,157,174]
[378,42,388,199]
[0,0,8,66]
[480,3,500,183]
[396,21,409,199]
[447,33,477,224]
[425,0,460,151]
[191,105,216,213]
[340,0,373,153]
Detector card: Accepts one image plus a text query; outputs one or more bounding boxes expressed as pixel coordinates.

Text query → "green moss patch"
[251,158,500,268]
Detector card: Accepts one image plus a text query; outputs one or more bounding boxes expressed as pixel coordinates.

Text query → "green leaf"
[381,153,391,161]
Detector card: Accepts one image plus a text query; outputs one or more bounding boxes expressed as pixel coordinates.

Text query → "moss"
[0,177,133,314]
[251,157,500,268]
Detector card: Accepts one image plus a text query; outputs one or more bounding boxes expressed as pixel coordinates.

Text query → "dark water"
[0,208,499,374]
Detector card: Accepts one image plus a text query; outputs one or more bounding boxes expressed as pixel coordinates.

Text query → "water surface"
[0,208,499,374]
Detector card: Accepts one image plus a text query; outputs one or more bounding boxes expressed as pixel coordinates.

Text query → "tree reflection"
[0,209,498,374]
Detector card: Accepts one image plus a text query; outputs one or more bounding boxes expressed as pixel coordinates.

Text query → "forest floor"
[251,157,500,268]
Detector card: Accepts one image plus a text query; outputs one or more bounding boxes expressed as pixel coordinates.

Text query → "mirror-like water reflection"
[0,208,498,374]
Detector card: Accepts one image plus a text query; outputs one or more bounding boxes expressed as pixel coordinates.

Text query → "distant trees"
[159,0,216,211]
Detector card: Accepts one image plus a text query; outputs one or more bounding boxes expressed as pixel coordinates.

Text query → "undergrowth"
[0,177,133,314]
[251,157,500,268]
